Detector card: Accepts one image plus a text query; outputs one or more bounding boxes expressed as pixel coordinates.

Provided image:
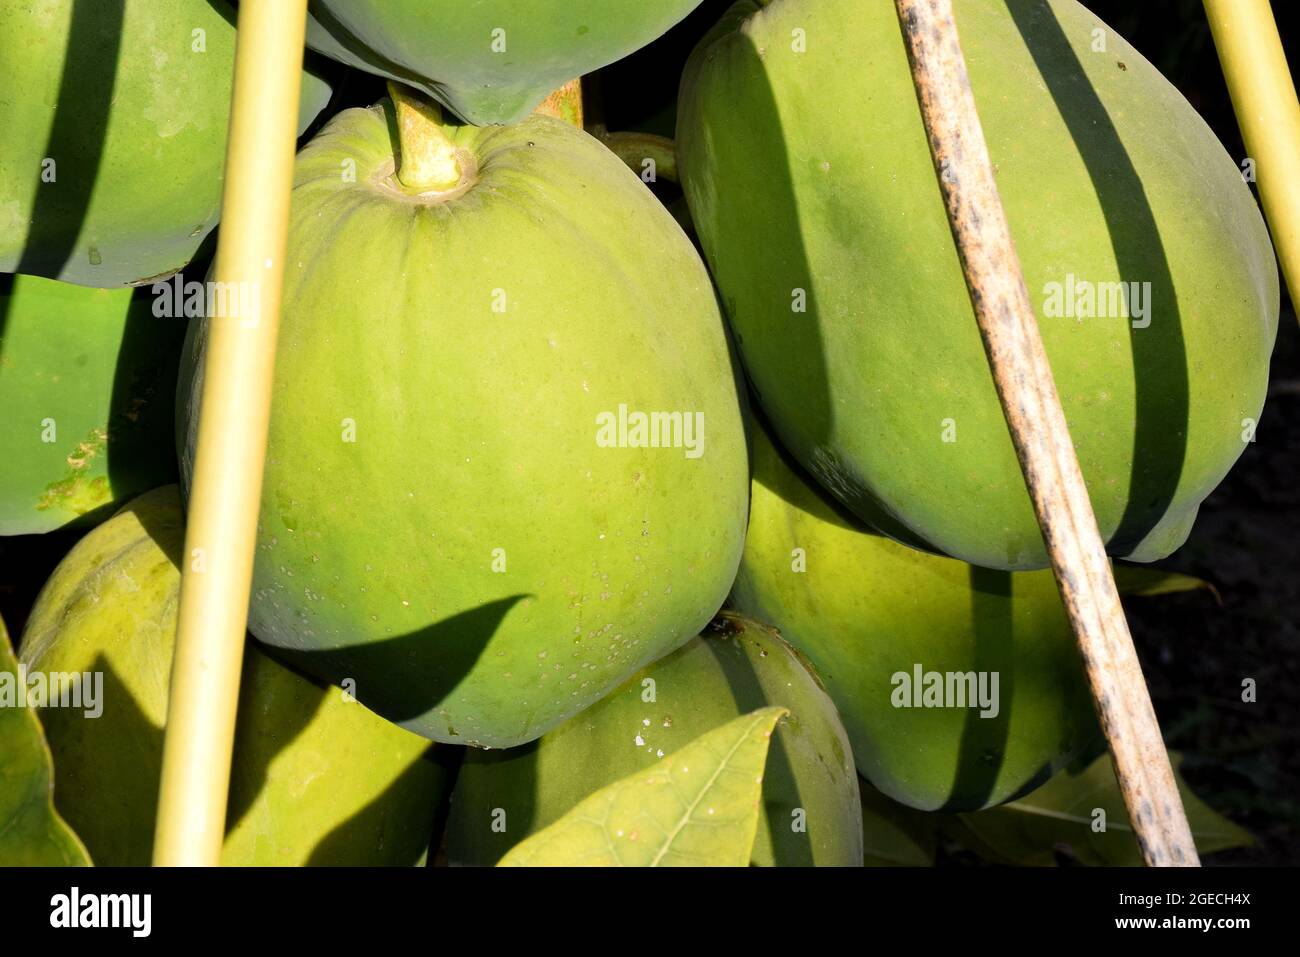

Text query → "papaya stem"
[598,131,678,183]
[387,81,462,192]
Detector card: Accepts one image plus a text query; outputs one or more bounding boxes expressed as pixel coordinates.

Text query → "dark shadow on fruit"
[945,566,1015,811]
[709,621,809,866]
[421,744,464,867]
[15,0,124,280]
[696,26,831,519]
[124,489,185,569]
[41,651,339,864]
[1008,0,1189,552]
[1066,730,1109,773]
[306,1,443,99]
[0,273,13,364]
[448,740,541,865]
[134,494,352,842]
[202,0,236,29]
[224,655,331,834]
[747,398,939,552]
[54,500,124,534]
[44,657,162,867]
[305,744,446,866]
[272,595,528,727]
[105,292,186,511]
[0,527,86,636]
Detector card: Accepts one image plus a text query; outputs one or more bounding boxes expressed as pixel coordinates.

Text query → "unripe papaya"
[305,1,702,125]
[0,274,183,535]
[19,487,444,866]
[730,420,1099,811]
[678,0,1278,571]
[178,103,749,749]
[0,0,332,287]
[447,613,862,866]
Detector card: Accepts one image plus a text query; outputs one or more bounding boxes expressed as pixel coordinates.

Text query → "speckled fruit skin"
[0,275,184,535]
[306,0,701,125]
[729,422,1099,812]
[679,0,1278,571]
[19,487,444,866]
[178,103,749,749]
[0,0,332,287]
[447,613,862,866]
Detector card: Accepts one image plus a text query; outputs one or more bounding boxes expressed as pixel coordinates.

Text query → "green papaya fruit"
[0,0,333,287]
[305,1,702,125]
[0,274,184,535]
[730,419,1099,811]
[678,0,1278,571]
[19,486,445,866]
[178,102,749,750]
[447,613,861,866]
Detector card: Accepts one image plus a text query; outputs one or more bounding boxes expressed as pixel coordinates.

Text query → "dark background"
[2,0,1295,866]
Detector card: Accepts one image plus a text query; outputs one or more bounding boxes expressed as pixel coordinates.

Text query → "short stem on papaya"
[599,131,678,183]
[387,81,462,192]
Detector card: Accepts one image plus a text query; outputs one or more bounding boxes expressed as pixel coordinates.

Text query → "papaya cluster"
[0,0,1275,865]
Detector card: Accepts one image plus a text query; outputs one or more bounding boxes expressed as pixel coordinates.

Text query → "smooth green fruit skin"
[0,0,332,287]
[679,0,1278,571]
[178,105,749,749]
[306,0,701,125]
[448,614,862,866]
[19,487,443,866]
[730,422,1099,812]
[0,274,184,535]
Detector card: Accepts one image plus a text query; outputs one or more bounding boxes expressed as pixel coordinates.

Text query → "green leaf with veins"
[949,753,1252,866]
[1114,563,1220,602]
[498,707,787,867]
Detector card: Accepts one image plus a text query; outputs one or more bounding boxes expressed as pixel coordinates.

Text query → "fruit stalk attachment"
[153,0,309,866]
[387,81,462,192]
[594,129,678,183]
[894,0,1199,866]
[1204,0,1300,326]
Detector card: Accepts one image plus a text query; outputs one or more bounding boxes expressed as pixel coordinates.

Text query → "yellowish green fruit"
[448,613,862,866]
[306,1,703,125]
[679,0,1278,570]
[19,487,444,866]
[178,103,749,749]
[0,0,332,286]
[730,422,1099,811]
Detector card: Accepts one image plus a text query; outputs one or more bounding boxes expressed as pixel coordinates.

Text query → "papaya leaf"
[950,753,1252,866]
[1114,563,1220,603]
[860,778,938,867]
[498,707,787,867]
[0,616,91,866]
